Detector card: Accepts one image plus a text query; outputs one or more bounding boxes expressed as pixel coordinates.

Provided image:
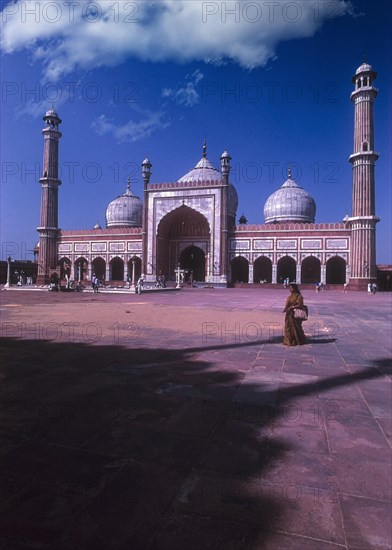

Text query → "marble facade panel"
[277,239,297,250]
[230,240,250,251]
[109,242,125,253]
[253,239,274,250]
[92,242,107,253]
[326,239,348,249]
[74,243,89,253]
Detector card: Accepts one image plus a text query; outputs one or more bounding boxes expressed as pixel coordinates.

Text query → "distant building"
[36,62,380,289]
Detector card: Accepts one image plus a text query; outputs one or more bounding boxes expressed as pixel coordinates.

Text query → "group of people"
[282,277,290,288]
[156,275,166,288]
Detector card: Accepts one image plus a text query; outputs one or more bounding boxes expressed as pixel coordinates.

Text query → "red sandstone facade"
[36,62,380,288]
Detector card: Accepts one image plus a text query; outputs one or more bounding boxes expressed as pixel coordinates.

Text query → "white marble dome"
[105,181,142,228]
[179,156,222,183]
[178,146,238,217]
[264,173,316,224]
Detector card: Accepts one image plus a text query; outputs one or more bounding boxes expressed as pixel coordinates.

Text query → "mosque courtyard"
[0,286,391,549]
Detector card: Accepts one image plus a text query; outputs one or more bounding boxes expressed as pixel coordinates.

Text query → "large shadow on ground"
[0,337,389,549]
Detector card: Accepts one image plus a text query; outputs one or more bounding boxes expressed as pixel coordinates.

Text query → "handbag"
[294,306,308,320]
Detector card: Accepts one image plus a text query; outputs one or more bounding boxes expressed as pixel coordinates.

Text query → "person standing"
[136,276,144,295]
[92,274,99,293]
[283,283,307,346]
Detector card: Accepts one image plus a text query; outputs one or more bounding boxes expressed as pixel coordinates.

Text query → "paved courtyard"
[0,287,391,550]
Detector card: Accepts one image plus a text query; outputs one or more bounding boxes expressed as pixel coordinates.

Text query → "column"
[248,263,254,284]
[272,264,277,284]
[296,263,301,284]
[321,264,326,284]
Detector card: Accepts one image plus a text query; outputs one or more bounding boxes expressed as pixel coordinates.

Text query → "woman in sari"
[283,283,306,346]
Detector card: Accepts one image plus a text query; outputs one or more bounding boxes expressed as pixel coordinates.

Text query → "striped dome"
[264,174,316,224]
[105,181,142,228]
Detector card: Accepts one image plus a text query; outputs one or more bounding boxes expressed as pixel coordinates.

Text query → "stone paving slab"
[0,287,391,549]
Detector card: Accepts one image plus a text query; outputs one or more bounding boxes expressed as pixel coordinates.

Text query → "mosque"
[36,61,380,290]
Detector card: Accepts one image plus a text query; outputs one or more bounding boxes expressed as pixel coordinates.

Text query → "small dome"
[44,108,60,119]
[105,181,142,228]
[355,62,374,75]
[353,62,377,83]
[93,223,102,229]
[264,172,316,224]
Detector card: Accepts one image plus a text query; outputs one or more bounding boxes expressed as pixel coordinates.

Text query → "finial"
[127,177,131,190]
[363,51,366,63]
[203,139,207,158]
[288,165,292,179]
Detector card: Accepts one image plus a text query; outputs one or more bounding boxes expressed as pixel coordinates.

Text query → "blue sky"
[1,0,391,263]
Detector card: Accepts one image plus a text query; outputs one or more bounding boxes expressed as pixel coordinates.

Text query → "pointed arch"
[109,257,124,282]
[156,205,210,280]
[326,256,346,284]
[301,256,321,284]
[92,257,106,281]
[277,256,296,284]
[253,256,272,283]
[231,256,249,283]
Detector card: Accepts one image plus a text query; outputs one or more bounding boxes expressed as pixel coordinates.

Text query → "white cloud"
[1,1,354,80]
[91,109,171,143]
[162,70,204,107]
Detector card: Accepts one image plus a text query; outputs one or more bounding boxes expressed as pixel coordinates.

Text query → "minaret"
[36,108,62,285]
[220,150,231,283]
[348,62,380,289]
[141,157,152,279]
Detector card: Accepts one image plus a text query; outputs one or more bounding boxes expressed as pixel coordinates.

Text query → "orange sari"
[283,292,306,346]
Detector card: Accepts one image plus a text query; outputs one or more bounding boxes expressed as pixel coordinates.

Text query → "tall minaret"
[36,108,62,285]
[348,62,380,290]
[220,149,231,283]
[141,157,152,279]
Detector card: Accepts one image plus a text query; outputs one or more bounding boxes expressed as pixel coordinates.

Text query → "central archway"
[179,245,205,282]
[156,205,210,280]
